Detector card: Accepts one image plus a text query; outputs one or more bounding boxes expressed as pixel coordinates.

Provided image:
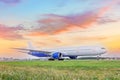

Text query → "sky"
[0,0,120,58]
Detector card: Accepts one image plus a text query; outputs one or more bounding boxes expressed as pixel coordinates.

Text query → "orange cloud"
[27,12,97,36]
[27,0,118,36]
[36,39,62,46]
[27,32,48,36]
[0,24,24,40]
[74,36,107,41]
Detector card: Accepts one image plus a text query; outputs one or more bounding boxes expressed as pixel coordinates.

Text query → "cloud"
[27,11,98,36]
[98,17,118,24]
[97,0,120,24]
[74,36,107,41]
[26,0,119,36]
[27,11,106,36]
[0,0,21,4]
[0,24,24,40]
[36,39,62,46]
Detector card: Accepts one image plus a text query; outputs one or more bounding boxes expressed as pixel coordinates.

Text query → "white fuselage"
[43,46,106,56]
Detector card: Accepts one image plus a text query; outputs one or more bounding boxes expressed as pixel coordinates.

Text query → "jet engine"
[51,52,62,59]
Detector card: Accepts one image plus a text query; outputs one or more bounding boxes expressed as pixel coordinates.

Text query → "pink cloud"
[0,24,24,40]
[27,11,98,36]
[27,0,119,36]
[98,17,118,24]
[28,8,109,36]
[0,0,21,4]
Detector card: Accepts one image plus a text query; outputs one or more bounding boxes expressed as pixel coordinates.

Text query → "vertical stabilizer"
[27,42,35,50]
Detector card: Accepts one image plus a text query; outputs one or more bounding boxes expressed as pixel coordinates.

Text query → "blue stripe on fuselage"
[30,51,50,57]
[29,51,79,58]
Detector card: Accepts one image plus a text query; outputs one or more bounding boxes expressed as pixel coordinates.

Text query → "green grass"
[0,60,120,80]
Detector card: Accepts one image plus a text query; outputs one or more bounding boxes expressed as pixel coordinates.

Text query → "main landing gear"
[48,58,55,61]
[58,58,64,61]
[48,58,64,61]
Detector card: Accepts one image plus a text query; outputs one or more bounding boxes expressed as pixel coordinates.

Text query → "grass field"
[0,60,120,80]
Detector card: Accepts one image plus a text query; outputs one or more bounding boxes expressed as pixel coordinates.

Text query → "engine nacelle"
[52,52,62,59]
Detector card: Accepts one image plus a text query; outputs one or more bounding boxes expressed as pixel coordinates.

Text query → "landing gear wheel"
[48,58,55,61]
[58,58,64,61]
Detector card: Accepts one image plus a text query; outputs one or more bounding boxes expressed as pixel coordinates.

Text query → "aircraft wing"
[13,48,52,54]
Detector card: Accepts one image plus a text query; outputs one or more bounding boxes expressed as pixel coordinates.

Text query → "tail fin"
[27,42,35,50]
[12,42,36,53]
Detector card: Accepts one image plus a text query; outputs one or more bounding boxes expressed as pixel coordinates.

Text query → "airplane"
[14,42,107,60]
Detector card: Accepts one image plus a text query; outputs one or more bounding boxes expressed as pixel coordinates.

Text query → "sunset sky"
[0,0,120,58]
